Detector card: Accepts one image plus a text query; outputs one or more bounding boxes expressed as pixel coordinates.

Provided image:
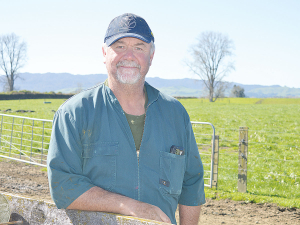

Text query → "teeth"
[117,61,140,69]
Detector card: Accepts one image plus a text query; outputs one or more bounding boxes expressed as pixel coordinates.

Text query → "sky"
[1,0,299,88]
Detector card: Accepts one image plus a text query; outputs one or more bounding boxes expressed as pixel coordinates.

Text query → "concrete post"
[1,192,171,225]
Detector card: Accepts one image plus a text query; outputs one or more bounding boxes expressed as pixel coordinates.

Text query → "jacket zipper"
[137,103,150,201]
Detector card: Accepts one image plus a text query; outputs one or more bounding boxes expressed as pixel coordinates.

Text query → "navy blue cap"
[104,13,154,46]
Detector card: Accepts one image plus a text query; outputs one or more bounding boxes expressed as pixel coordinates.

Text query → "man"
[47,13,205,225]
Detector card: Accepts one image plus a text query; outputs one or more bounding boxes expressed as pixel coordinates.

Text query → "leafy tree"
[186,31,235,102]
[231,85,245,97]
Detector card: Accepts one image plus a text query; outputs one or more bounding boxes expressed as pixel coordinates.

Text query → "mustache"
[116,60,141,69]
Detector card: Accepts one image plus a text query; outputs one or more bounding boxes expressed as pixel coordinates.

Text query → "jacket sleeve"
[178,120,206,206]
[47,109,95,208]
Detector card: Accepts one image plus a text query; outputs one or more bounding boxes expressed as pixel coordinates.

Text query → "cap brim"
[105,33,151,46]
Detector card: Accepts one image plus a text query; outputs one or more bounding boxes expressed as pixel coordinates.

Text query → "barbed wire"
[217,167,300,180]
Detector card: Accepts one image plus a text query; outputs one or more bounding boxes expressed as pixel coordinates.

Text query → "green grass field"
[0,97,299,208]
[180,98,300,208]
[0,99,66,120]
[0,99,66,164]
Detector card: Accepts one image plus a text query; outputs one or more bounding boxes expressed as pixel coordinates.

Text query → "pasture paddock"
[180,98,300,208]
[0,98,299,209]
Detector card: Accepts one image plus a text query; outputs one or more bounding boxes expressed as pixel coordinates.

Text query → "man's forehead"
[113,37,149,45]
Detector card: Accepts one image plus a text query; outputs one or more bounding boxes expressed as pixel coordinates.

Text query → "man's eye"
[116,46,124,49]
[135,47,143,51]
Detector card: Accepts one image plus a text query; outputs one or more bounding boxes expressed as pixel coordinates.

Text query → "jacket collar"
[103,81,160,108]
[144,82,159,107]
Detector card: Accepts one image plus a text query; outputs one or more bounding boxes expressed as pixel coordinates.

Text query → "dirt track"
[0,158,299,225]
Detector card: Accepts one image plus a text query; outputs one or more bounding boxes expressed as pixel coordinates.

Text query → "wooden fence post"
[212,135,219,189]
[238,127,248,193]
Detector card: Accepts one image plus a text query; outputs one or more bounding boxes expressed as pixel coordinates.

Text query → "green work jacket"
[47,82,205,224]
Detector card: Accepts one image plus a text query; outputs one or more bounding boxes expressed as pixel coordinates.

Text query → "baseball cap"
[104,13,154,46]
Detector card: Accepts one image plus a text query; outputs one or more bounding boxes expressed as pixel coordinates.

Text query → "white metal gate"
[191,121,216,188]
[0,113,52,167]
[0,114,217,187]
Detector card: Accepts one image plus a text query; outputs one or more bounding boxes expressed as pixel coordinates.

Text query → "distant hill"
[238,84,300,98]
[1,73,299,98]
[13,73,107,94]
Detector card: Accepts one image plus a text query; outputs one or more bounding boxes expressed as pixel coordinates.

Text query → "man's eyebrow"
[134,42,146,46]
[114,40,146,46]
[114,40,125,44]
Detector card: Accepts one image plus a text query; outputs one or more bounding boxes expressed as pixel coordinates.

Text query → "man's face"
[103,37,154,84]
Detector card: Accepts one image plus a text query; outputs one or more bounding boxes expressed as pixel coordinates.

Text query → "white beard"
[116,60,141,84]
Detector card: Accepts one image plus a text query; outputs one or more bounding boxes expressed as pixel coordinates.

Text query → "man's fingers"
[126,200,172,223]
[143,205,171,223]
[155,207,171,224]
[160,213,172,224]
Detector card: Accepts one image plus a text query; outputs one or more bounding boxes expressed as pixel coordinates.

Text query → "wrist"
[116,195,138,216]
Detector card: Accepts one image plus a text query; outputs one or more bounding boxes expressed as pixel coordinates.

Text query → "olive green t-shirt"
[104,80,148,151]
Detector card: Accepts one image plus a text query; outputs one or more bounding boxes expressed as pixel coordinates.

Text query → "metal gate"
[191,121,217,188]
[0,113,52,167]
[0,114,217,187]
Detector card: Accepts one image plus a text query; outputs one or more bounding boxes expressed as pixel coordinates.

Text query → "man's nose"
[123,48,135,60]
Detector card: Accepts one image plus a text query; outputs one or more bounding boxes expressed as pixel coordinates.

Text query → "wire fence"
[1,113,298,198]
[216,127,300,199]
[0,113,52,167]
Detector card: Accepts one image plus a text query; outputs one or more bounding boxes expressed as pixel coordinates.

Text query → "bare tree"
[0,33,27,92]
[186,31,235,102]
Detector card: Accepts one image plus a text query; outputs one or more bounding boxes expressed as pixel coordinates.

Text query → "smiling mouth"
[117,60,141,69]
[119,66,138,69]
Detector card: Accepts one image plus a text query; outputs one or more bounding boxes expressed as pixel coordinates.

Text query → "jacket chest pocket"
[82,142,119,191]
[159,151,186,196]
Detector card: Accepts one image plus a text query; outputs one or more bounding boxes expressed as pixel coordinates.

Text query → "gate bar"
[191,121,215,188]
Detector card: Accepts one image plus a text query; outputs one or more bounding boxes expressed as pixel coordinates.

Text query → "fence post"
[211,135,219,189]
[238,127,248,193]
[0,115,3,148]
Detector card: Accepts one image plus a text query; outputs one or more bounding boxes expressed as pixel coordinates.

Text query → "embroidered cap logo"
[118,15,137,32]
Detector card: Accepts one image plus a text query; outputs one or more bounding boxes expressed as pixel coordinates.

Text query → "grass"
[1,97,300,208]
[0,99,67,120]
[179,98,300,208]
[0,99,67,164]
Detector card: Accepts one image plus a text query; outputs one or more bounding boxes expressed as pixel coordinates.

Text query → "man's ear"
[149,50,155,66]
[102,44,107,64]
